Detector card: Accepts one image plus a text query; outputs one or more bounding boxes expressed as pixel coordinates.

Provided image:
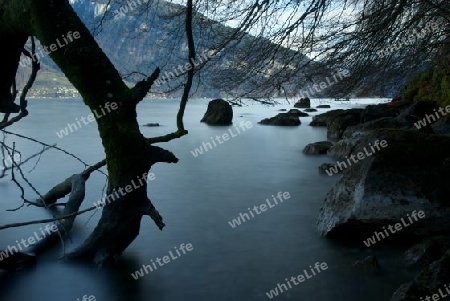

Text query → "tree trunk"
[0,0,177,266]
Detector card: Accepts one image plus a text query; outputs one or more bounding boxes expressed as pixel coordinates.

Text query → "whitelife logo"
[228,192,291,228]
[56,102,118,139]
[154,50,219,86]
[362,210,426,247]
[191,121,253,158]
[419,283,450,301]
[325,140,388,176]
[414,104,450,130]
[130,243,193,280]
[76,295,96,301]
[377,21,440,58]
[19,31,81,68]
[0,224,59,261]
[265,262,328,299]
[296,70,350,99]
[93,172,155,209]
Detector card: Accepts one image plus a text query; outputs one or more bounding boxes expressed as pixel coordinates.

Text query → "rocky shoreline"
[304,99,450,300]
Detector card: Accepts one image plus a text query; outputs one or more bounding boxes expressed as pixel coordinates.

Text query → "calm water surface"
[0,98,416,301]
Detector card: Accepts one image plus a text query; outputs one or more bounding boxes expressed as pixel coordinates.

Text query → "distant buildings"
[18,86,80,98]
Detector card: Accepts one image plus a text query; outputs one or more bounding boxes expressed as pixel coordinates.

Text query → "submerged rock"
[316,105,331,109]
[144,123,160,127]
[303,141,333,155]
[304,108,318,112]
[201,99,233,125]
[294,97,311,108]
[259,113,301,126]
[353,255,380,270]
[287,109,309,117]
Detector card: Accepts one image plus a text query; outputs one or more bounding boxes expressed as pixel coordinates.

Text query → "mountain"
[17,0,322,99]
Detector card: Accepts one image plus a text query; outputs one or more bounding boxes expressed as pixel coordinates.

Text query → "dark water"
[0,98,417,301]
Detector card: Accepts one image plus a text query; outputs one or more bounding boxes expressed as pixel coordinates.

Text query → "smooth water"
[0,98,416,301]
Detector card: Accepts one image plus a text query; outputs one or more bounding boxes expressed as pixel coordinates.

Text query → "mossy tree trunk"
[0,0,178,266]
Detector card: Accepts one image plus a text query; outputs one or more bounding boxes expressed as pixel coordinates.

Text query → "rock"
[259,110,306,126]
[327,108,363,140]
[342,117,410,140]
[361,103,399,123]
[200,99,233,125]
[317,129,450,239]
[431,117,450,136]
[259,113,301,126]
[278,109,287,111]
[353,255,380,270]
[327,138,358,160]
[144,123,160,127]
[402,236,450,267]
[287,109,309,117]
[304,108,318,112]
[328,117,410,159]
[397,100,438,125]
[303,141,333,155]
[319,163,341,175]
[294,97,311,108]
[317,105,331,109]
[391,250,450,301]
[309,109,345,127]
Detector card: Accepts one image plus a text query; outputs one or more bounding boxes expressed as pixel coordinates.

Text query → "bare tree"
[163,0,450,99]
[0,0,195,270]
[1,0,448,272]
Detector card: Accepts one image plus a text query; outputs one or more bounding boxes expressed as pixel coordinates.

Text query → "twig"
[0,206,98,230]
[1,130,91,168]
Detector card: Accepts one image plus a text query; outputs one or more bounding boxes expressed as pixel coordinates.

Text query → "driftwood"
[0,165,102,272]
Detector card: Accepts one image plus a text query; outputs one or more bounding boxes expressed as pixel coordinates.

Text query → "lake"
[0,98,417,301]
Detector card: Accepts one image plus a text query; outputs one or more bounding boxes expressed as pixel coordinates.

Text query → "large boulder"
[294,97,311,108]
[402,236,450,267]
[317,129,450,239]
[328,117,409,159]
[327,108,363,140]
[201,99,233,125]
[397,100,438,125]
[361,103,398,123]
[259,113,301,126]
[303,141,333,155]
[309,109,345,127]
[391,250,450,301]
[342,117,410,140]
